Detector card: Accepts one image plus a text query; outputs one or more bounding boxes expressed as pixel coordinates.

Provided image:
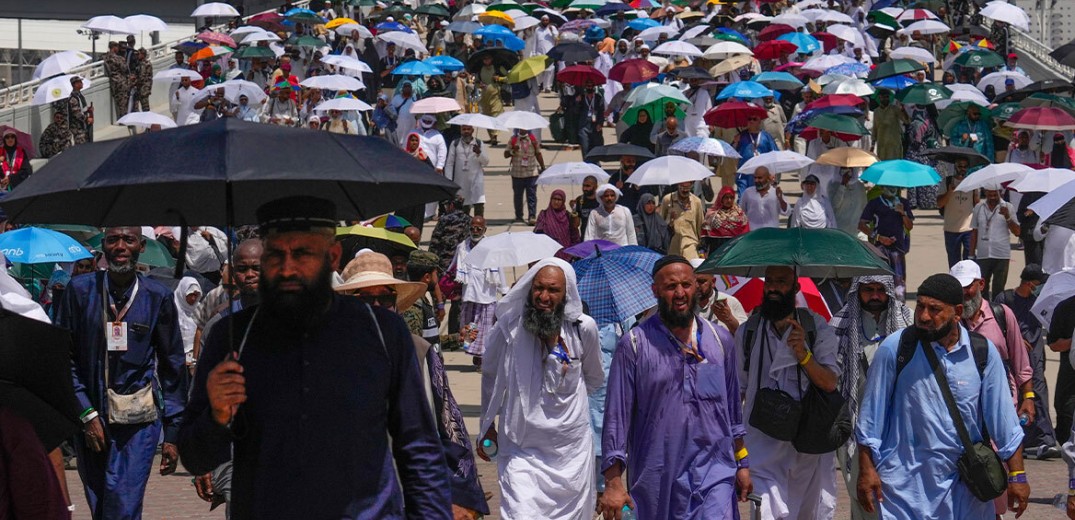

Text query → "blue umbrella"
[824,62,871,78]
[596,2,633,16]
[574,245,662,325]
[861,160,942,188]
[753,71,804,91]
[376,21,414,33]
[392,60,445,76]
[424,55,465,72]
[486,35,526,51]
[871,74,918,91]
[0,227,92,264]
[284,7,319,17]
[716,80,773,100]
[715,27,749,43]
[447,21,482,34]
[777,32,820,54]
[475,24,515,38]
[627,18,659,31]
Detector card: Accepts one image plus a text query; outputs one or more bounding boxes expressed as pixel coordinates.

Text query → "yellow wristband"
[1023,391,1036,399]
[1007,470,1025,478]
[799,351,813,366]
[735,447,748,461]
[1068,489,1075,496]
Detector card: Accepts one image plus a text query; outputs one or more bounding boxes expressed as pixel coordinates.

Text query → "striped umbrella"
[574,246,662,325]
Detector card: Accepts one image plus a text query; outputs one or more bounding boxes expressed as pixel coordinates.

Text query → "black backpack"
[894,327,991,383]
[511,81,531,100]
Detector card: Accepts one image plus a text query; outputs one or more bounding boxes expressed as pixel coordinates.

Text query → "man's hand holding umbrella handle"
[476,425,497,461]
[600,462,633,519]
[84,416,107,452]
[207,353,246,426]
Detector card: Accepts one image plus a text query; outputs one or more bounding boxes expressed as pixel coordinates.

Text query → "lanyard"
[105,277,140,323]
[550,336,572,365]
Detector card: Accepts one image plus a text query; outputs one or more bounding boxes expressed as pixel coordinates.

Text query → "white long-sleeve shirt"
[178,226,229,274]
[444,136,490,205]
[584,205,637,246]
[171,86,201,126]
[419,129,448,170]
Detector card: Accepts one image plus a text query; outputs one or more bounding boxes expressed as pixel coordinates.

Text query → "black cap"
[917,273,964,307]
[256,196,337,235]
[1020,264,1045,283]
[652,254,691,278]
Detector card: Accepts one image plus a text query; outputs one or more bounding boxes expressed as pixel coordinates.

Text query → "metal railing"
[979,18,1073,81]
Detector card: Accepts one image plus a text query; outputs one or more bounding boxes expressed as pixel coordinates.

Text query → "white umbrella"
[889,46,937,64]
[504,9,530,20]
[537,162,611,185]
[977,71,1032,93]
[191,2,241,17]
[816,73,853,86]
[378,32,426,55]
[735,13,769,22]
[241,32,282,44]
[826,24,865,47]
[981,1,1030,32]
[652,41,702,58]
[801,54,856,72]
[514,15,540,31]
[737,150,814,174]
[636,26,679,41]
[703,42,753,60]
[815,10,854,24]
[496,111,549,130]
[301,74,365,91]
[230,26,266,38]
[447,113,504,130]
[32,50,92,80]
[193,79,267,104]
[626,156,714,186]
[955,163,1031,192]
[669,137,739,158]
[465,232,565,268]
[316,97,374,111]
[124,14,169,33]
[31,75,92,106]
[117,111,178,129]
[1029,179,1075,222]
[320,55,373,74]
[681,25,710,41]
[335,23,375,39]
[454,3,486,20]
[935,88,990,110]
[900,19,950,35]
[1008,168,1075,193]
[1031,270,1075,327]
[153,68,203,82]
[823,78,875,96]
[82,15,134,35]
[771,13,809,27]
[411,97,462,114]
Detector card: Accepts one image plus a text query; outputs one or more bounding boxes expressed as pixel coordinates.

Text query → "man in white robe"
[585,184,638,246]
[170,77,201,126]
[444,125,490,216]
[478,258,604,520]
[534,17,559,92]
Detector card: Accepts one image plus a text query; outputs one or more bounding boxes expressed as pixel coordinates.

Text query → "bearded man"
[178,196,451,519]
[478,258,604,520]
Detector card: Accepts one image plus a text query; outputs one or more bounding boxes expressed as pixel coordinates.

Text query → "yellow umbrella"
[708,54,752,76]
[325,17,359,29]
[479,11,515,28]
[815,147,879,168]
[336,225,417,249]
[507,55,554,84]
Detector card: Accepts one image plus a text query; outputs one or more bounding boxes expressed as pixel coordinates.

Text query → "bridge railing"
[980,19,1073,81]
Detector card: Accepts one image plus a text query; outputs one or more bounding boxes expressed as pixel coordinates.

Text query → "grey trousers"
[837,443,878,520]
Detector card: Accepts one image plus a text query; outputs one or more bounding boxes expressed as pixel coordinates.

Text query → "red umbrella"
[811,32,840,53]
[715,276,832,321]
[196,31,237,47]
[704,101,768,128]
[799,127,863,142]
[556,64,606,86]
[249,12,284,23]
[753,40,799,61]
[805,93,864,110]
[757,24,794,42]
[0,125,36,159]
[1006,107,1075,131]
[609,59,660,84]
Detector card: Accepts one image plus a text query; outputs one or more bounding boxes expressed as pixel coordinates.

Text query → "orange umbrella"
[189,45,235,63]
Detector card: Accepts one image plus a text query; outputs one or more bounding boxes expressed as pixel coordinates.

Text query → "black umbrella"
[465,47,521,74]
[1045,197,1075,233]
[547,42,599,63]
[671,66,712,80]
[532,8,567,25]
[1021,79,1075,95]
[1050,40,1075,68]
[0,309,82,452]
[1,118,458,227]
[922,146,991,168]
[585,143,656,162]
[415,3,449,17]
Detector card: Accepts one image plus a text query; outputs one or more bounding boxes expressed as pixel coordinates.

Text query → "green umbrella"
[486,0,521,11]
[712,32,748,44]
[807,113,868,135]
[287,12,326,24]
[1021,93,1075,117]
[507,55,554,84]
[938,101,994,135]
[569,0,606,8]
[866,58,925,81]
[866,10,898,28]
[415,3,450,16]
[235,46,276,59]
[34,224,101,243]
[954,49,1004,69]
[86,234,176,269]
[622,101,686,126]
[286,35,327,48]
[520,3,543,13]
[625,83,691,107]
[992,102,1022,121]
[695,227,892,278]
[896,83,952,105]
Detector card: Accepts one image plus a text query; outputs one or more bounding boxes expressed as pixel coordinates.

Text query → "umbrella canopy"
[1008,168,1075,193]
[196,31,237,47]
[557,64,606,86]
[889,46,937,65]
[757,23,794,41]
[479,10,515,28]
[424,55,465,73]
[496,111,548,130]
[709,55,754,76]
[896,83,952,105]
[585,143,655,162]
[626,156,714,186]
[447,113,504,130]
[977,71,1032,93]
[815,147,878,168]
[32,50,91,81]
[548,42,600,63]
[0,126,35,159]
[703,41,753,60]
[937,101,993,135]
[652,41,703,58]
[574,245,661,325]
[801,54,857,73]
[696,227,892,278]
[85,233,176,268]
[609,59,660,84]
[191,2,240,16]
[234,46,276,59]
[776,32,821,54]
[392,60,444,76]
[955,162,1032,192]
[31,74,92,106]
[446,20,482,34]
[866,58,925,81]
[325,17,360,28]
[466,48,520,74]
[922,146,991,167]
[320,55,373,74]
[415,3,451,17]
[737,151,814,174]
[313,97,374,112]
[116,111,178,130]
[367,214,413,230]
[807,113,868,135]
[1029,177,1075,223]
[1031,270,1075,327]
[980,1,1030,31]
[124,14,169,33]
[900,19,949,35]
[1,118,458,226]
[704,101,768,128]
[465,232,563,267]
[669,137,739,158]
[189,45,235,62]
[716,81,773,101]
[1006,107,1075,131]
[753,71,804,91]
[0,227,92,264]
[0,312,83,452]
[537,162,611,185]
[337,225,417,250]
[861,159,941,188]
[713,276,832,321]
[822,78,875,96]
[82,15,134,34]
[410,96,462,114]
[153,68,203,83]
[300,74,364,91]
[954,49,1004,69]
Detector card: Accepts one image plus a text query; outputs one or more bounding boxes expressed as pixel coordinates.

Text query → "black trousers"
[1023,338,1059,448]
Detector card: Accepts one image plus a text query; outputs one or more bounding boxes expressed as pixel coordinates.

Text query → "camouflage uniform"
[104,50,130,119]
[135,57,154,112]
[428,204,472,271]
[402,250,441,346]
[52,95,89,145]
[39,120,74,158]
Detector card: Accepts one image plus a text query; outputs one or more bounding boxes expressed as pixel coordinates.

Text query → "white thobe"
[535,26,559,89]
[790,194,837,229]
[684,86,713,137]
[806,137,847,187]
[419,129,448,170]
[444,137,490,206]
[171,86,201,126]
[584,205,637,246]
[453,239,505,305]
[259,98,300,126]
[740,187,787,229]
[179,227,229,274]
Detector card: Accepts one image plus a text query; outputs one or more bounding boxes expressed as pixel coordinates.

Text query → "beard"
[660,291,699,329]
[106,251,140,274]
[760,289,797,321]
[916,319,955,343]
[962,291,982,321]
[523,299,565,340]
[259,254,335,323]
[862,298,886,313]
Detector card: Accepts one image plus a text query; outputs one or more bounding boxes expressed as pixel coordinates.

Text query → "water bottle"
[481,438,497,459]
[1054,493,1069,511]
[1019,413,1030,426]
[620,505,637,520]
[462,322,476,352]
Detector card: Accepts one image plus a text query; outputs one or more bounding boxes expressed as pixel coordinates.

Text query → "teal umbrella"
[896,83,952,105]
[807,113,868,135]
[695,227,892,278]
[954,49,1004,69]
[861,159,941,188]
[866,58,925,81]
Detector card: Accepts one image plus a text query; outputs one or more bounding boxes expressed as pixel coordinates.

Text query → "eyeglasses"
[357,291,397,308]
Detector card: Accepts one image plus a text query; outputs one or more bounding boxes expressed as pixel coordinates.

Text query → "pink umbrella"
[410,96,462,114]
[196,31,237,47]
[609,59,660,84]
[0,125,36,159]
[1006,107,1075,131]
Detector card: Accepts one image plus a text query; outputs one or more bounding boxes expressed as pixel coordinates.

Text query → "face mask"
[882,187,897,199]
[585,87,595,94]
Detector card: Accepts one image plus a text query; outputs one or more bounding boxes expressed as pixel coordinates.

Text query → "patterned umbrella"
[562,240,621,258]
[196,31,236,47]
[574,245,662,325]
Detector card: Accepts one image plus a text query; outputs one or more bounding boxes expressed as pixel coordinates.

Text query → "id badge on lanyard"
[105,279,139,352]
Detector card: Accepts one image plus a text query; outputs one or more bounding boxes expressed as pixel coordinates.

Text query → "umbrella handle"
[170,210,188,280]
[595,244,602,257]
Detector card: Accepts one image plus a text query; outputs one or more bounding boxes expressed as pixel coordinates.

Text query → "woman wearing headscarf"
[903,104,941,210]
[633,192,670,254]
[701,186,749,254]
[477,54,507,146]
[1,128,32,191]
[400,133,433,234]
[789,174,837,229]
[173,277,201,374]
[619,108,655,151]
[534,189,582,260]
[40,270,71,322]
[1047,133,1075,168]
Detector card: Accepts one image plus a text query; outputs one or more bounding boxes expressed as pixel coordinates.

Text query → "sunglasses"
[357,291,397,308]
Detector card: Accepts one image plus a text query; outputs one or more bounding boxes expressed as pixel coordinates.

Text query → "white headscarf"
[173,277,201,353]
[596,183,622,200]
[0,253,50,323]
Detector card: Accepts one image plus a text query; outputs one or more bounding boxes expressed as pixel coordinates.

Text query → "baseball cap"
[949,260,982,287]
[1007,53,1018,60]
